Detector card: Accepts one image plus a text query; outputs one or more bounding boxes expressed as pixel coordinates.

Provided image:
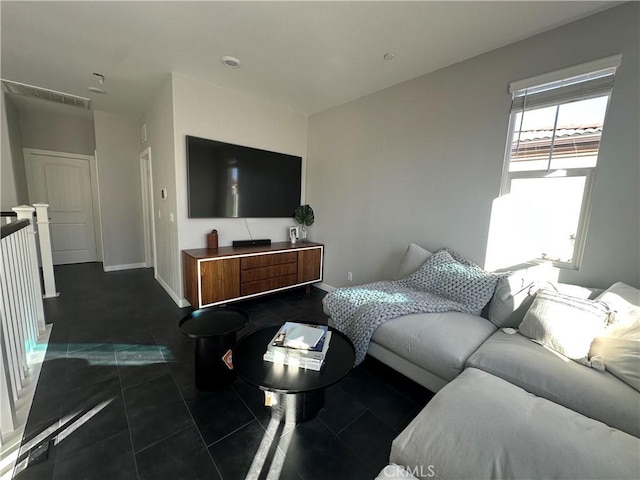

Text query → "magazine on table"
[264,322,331,368]
[270,322,328,350]
[263,348,328,371]
[267,322,331,353]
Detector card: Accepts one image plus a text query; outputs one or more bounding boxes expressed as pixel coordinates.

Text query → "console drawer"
[241,263,298,283]
[241,252,298,269]
[240,274,298,296]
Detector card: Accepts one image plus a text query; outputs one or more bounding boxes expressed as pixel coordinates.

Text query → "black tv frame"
[186,135,302,219]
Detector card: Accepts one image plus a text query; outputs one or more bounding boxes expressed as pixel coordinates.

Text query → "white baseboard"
[154,273,190,307]
[315,282,336,292]
[103,262,146,272]
[177,298,191,308]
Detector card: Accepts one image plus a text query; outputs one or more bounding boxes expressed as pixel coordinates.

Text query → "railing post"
[32,203,58,299]
[12,206,46,334]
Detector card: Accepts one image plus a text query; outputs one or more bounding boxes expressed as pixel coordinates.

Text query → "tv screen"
[186,135,302,218]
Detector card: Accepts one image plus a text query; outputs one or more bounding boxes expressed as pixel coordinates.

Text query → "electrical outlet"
[347,272,353,281]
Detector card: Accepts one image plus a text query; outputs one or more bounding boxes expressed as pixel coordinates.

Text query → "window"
[499,56,620,268]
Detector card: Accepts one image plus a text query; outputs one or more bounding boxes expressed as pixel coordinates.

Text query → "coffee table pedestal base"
[270,390,324,423]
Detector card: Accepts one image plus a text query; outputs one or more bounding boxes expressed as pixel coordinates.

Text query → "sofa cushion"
[371,311,496,382]
[488,264,549,328]
[467,330,640,437]
[591,333,640,392]
[590,282,640,391]
[391,368,640,480]
[488,270,598,328]
[518,289,611,366]
[396,243,432,279]
[595,281,640,325]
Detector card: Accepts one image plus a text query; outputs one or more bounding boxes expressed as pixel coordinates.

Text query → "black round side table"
[179,306,248,391]
[233,322,355,423]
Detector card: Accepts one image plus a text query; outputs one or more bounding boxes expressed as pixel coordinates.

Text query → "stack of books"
[263,322,332,371]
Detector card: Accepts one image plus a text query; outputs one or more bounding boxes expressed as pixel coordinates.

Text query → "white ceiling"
[1,1,620,117]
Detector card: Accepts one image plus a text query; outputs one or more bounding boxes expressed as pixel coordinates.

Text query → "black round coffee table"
[179,306,248,391]
[233,323,355,423]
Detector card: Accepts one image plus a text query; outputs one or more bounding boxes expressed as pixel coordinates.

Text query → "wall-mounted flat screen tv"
[186,135,302,218]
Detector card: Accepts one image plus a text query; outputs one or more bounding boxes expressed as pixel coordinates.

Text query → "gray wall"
[140,77,179,301]
[171,73,307,255]
[141,73,308,305]
[307,2,639,290]
[18,106,95,155]
[1,97,95,210]
[1,93,27,209]
[94,110,145,269]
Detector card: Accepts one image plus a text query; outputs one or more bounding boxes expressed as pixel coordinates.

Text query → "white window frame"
[500,167,597,269]
[499,56,621,269]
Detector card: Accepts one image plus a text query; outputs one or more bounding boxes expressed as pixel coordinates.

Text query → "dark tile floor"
[14,263,433,480]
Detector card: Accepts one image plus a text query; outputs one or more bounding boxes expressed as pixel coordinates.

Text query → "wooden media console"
[182,241,324,308]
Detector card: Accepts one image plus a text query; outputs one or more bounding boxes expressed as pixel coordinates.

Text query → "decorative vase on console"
[294,204,314,242]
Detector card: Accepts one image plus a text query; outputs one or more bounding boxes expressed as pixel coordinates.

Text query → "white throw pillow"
[595,281,640,325]
[590,329,640,392]
[488,268,595,329]
[396,243,432,279]
[519,289,611,366]
[589,282,640,391]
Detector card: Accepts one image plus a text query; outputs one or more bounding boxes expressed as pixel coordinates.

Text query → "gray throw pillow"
[396,243,432,279]
[519,289,611,366]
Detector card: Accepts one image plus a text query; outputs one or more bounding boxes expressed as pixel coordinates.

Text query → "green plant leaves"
[294,204,315,226]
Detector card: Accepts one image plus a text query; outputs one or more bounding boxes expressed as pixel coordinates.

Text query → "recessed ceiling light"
[221,56,241,68]
[383,52,395,60]
[87,86,105,94]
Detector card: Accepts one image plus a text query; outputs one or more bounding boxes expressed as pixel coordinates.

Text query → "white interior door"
[24,150,98,264]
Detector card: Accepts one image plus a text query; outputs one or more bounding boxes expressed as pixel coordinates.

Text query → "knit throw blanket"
[323,249,504,365]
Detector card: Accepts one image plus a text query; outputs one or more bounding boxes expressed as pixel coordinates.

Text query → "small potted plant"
[294,204,314,242]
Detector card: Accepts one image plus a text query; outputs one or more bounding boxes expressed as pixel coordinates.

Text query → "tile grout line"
[116,350,142,480]
[207,418,257,448]
[326,412,379,471]
[169,371,225,480]
[334,409,367,437]
[341,370,420,433]
[231,382,261,425]
[132,423,194,455]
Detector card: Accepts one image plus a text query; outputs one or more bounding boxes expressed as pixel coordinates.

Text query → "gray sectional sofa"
[326,244,640,479]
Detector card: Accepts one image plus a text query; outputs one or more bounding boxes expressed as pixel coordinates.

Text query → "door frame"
[23,147,103,262]
[139,147,156,271]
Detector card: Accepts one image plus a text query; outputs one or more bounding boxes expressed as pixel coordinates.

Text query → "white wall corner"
[154,272,189,308]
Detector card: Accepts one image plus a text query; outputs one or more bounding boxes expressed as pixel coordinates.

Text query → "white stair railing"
[0,205,51,474]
